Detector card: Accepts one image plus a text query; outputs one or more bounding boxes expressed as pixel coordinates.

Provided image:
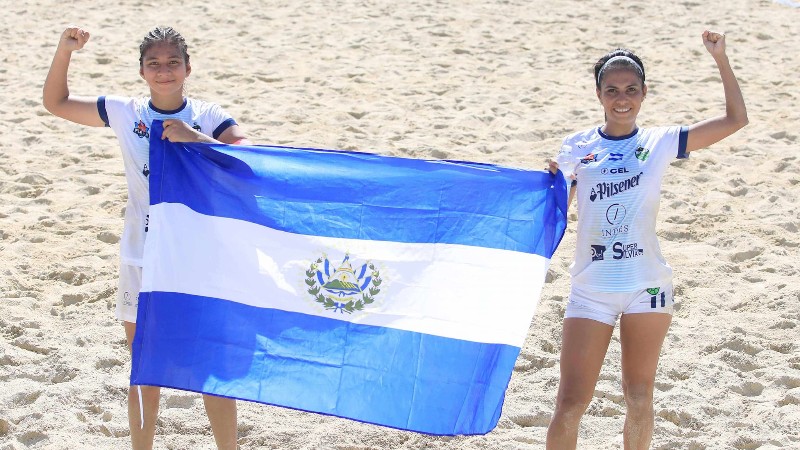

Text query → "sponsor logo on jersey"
[635,146,651,162]
[602,225,629,237]
[133,120,150,138]
[192,123,202,132]
[606,203,627,224]
[589,172,643,202]
[612,241,644,260]
[602,203,629,237]
[591,245,606,261]
[142,164,150,177]
[601,167,630,175]
[580,153,596,164]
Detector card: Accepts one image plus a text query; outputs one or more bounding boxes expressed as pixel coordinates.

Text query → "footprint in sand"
[778,393,800,407]
[165,394,198,409]
[94,357,124,370]
[507,412,550,428]
[657,409,701,430]
[731,380,764,397]
[732,435,766,450]
[720,350,762,372]
[18,430,48,447]
[702,336,763,356]
[729,248,763,263]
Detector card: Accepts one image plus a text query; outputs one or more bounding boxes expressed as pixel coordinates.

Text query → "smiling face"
[139,41,191,108]
[596,68,647,136]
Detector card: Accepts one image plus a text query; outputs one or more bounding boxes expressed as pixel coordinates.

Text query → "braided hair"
[138,26,190,67]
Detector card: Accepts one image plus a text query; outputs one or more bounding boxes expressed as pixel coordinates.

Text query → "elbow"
[735,113,749,131]
[740,114,750,129]
[728,109,749,132]
[42,94,59,116]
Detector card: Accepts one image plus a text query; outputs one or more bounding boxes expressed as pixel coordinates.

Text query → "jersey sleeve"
[99,95,135,129]
[200,102,238,140]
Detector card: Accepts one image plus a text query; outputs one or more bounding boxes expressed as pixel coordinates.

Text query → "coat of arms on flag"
[305,253,382,314]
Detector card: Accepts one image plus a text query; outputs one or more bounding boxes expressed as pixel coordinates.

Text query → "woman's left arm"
[217,124,251,145]
[685,30,749,153]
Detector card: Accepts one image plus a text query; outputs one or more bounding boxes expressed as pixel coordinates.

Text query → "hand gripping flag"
[131,120,568,435]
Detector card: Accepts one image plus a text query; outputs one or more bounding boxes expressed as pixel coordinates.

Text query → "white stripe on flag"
[143,202,550,347]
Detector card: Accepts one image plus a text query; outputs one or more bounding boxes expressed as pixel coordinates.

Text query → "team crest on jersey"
[635,146,651,162]
[646,287,660,295]
[580,153,596,164]
[133,120,150,138]
[305,253,382,314]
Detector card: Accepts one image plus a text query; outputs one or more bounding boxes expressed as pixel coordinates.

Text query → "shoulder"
[640,125,684,140]
[185,97,224,112]
[562,126,601,144]
[559,127,602,156]
[101,96,148,126]
[102,95,149,114]
[102,95,144,105]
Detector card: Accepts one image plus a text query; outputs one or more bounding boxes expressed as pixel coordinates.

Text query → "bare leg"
[124,321,161,450]
[546,318,614,450]
[619,313,671,450]
[204,395,238,450]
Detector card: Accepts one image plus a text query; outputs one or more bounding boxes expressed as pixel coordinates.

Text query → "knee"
[622,382,654,411]
[554,392,592,418]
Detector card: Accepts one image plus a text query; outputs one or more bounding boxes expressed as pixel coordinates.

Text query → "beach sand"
[1,0,799,448]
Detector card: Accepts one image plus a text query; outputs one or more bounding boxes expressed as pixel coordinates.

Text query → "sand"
[1,0,799,448]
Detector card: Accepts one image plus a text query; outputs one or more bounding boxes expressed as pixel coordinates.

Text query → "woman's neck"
[601,121,638,137]
[149,93,185,111]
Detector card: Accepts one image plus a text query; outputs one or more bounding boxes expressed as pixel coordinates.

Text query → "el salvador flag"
[131,120,567,435]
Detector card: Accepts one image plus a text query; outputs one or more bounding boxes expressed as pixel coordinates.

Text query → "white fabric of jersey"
[555,126,688,292]
[99,96,236,266]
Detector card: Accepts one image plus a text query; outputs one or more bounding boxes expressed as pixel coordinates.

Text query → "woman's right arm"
[42,27,105,127]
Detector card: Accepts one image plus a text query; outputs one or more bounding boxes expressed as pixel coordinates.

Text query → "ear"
[642,83,648,99]
[139,67,144,79]
[596,88,602,102]
[186,62,192,77]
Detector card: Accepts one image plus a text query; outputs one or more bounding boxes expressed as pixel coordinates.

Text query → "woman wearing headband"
[546,31,747,449]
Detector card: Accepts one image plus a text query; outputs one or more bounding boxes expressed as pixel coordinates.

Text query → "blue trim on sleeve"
[98,96,109,127]
[677,126,689,159]
[213,118,238,140]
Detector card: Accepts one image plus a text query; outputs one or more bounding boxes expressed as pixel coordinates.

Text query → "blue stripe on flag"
[148,121,566,257]
[131,292,518,435]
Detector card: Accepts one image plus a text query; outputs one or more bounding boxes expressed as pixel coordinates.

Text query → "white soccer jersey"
[99,96,237,266]
[555,126,689,292]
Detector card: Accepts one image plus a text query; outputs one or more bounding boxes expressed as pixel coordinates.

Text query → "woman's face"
[596,68,647,133]
[139,42,191,100]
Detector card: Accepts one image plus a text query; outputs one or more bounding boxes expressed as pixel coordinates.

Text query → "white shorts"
[115,264,142,323]
[564,283,674,326]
